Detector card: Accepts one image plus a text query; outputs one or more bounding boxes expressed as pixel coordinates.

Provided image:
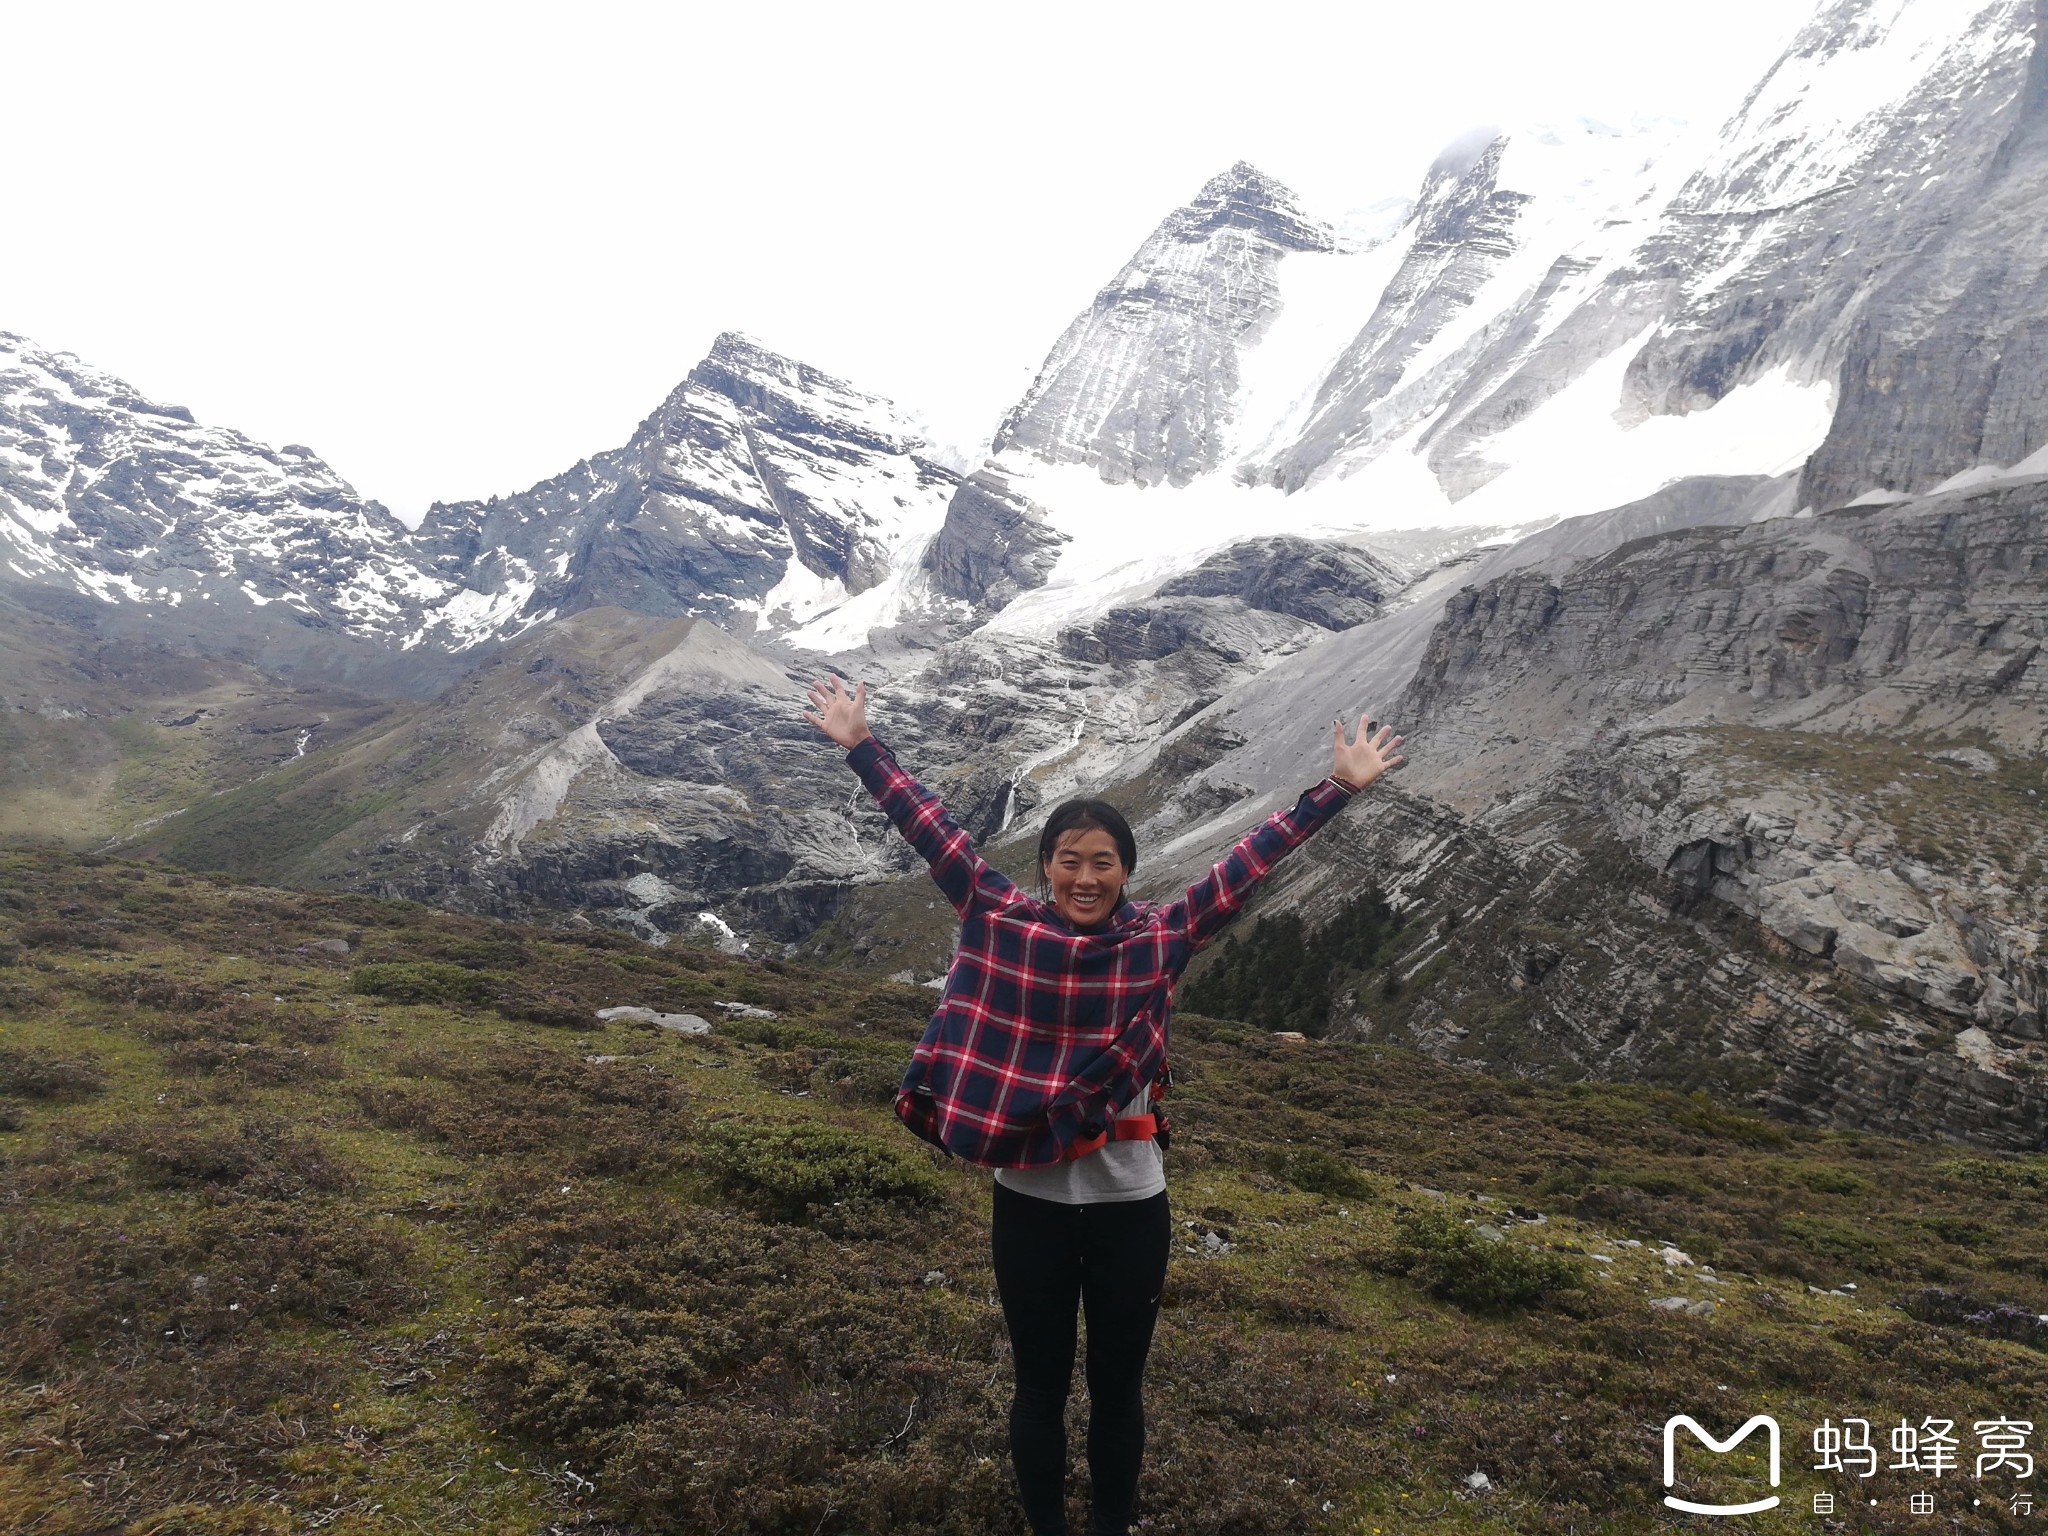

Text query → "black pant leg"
[1078,1190,1172,1536]
[993,1180,1084,1536]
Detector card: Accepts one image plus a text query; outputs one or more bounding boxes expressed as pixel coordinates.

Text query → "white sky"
[3,1,1810,525]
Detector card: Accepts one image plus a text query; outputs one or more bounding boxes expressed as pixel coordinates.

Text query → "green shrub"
[492,994,590,1028]
[696,1121,942,1218]
[1935,1156,2048,1196]
[1262,1144,1374,1198]
[421,936,528,970]
[349,961,503,1005]
[0,1047,108,1101]
[810,1053,907,1108]
[1671,1097,1785,1146]
[1784,1162,1874,1195]
[1181,888,1403,1035]
[92,1116,360,1197]
[1381,1205,1583,1313]
[1777,1215,1902,1275]
[1609,1168,1708,1198]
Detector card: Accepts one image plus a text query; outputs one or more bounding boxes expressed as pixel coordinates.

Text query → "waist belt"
[1063,1061,1173,1161]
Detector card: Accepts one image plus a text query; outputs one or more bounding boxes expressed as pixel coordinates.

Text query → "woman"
[802,674,1405,1536]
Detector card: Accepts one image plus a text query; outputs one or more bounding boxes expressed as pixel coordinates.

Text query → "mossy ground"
[3,850,2046,1533]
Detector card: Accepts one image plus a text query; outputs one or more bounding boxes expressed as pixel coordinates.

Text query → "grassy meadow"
[2,849,2046,1534]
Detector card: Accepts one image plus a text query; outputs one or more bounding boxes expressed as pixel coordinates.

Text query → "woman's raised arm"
[804,675,1022,920]
[1165,711,1404,952]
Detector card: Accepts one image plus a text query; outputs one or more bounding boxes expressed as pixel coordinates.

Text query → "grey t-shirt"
[993,1083,1166,1204]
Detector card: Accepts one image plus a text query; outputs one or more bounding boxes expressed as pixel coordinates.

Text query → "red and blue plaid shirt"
[847,734,1357,1168]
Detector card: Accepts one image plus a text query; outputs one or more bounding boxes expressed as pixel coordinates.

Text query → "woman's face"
[1043,826,1128,928]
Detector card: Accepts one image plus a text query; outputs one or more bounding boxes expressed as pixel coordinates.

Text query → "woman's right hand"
[803,674,873,750]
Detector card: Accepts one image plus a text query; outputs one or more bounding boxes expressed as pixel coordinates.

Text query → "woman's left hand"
[1331,712,1405,791]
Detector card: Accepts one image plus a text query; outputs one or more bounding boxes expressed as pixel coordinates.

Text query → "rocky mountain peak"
[1410,130,1522,257]
[1165,160,1339,253]
[408,331,960,640]
[674,331,921,459]
[983,163,1339,488]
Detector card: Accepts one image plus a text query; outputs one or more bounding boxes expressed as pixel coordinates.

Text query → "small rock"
[1271,1030,1307,1042]
[1200,1230,1234,1257]
[301,937,350,956]
[1659,1246,1693,1267]
[1931,747,1999,773]
[1590,1254,1615,1264]
[1474,1224,1506,1243]
[714,1001,779,1020]
[923,1270,945,1286]
[595,1006,712,1034]
[1465,1470,1493,1493]
[1649,1296,1716,1317]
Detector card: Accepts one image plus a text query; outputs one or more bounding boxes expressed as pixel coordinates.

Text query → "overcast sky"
[5,1,1810,524]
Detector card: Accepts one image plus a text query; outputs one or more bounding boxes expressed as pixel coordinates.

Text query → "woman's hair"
[1037,798,1138,877]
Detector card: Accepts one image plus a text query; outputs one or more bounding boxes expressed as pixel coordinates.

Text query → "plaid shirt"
[847,734,1356,1168]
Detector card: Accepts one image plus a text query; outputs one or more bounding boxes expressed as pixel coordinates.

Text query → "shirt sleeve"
[846,734,1023,920]
[1161,777,1356,953]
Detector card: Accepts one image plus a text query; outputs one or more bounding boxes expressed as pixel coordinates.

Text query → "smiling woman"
[801,670,1405,1536]
[1036,798,1137,928]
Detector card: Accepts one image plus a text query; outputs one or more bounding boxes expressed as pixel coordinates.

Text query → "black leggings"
[991,1181,1172,1536]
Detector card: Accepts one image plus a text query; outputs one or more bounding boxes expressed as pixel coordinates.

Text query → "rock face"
[1154,535,1400,630]
[413,332,960,635]
[1795,1,2048,507]
[991,162,1338,487]
[921,463,1068,611]
[1402,481,2048,779]
[1394,481,2047,1025]
[1056,597,1323,668]
[1158,720,2048,1152]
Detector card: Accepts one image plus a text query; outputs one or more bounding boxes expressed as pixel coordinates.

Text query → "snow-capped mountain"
[0,331,444,653]
[1251,0,2047,513]
[0,329,964,668]
[871,0,2042,657]
[410,333,963,642]
[887,119,1804,649]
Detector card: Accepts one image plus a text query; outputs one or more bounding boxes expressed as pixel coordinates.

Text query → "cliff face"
[1193,773,2048,1151]
[1177,480,2033,1145]
[1402,481,2048,785]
